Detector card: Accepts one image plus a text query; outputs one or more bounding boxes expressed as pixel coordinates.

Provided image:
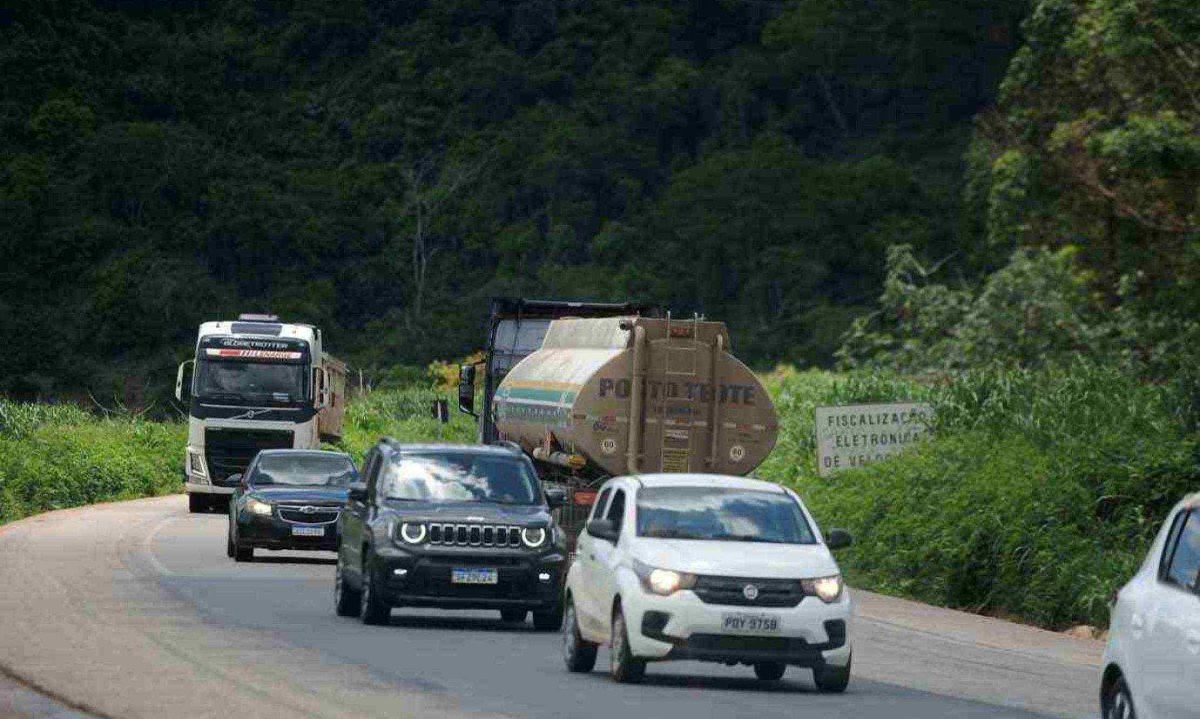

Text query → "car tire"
[754,662,786,681]
[226,521,236,559]
[562,598,598,673]
[1101,673,1137,719]
[533,603,563,632]
[231,522,253,562]
[813,655,851,693]
[334,554,362,617]
[359,559,390,626]
[188,494,205,514]
[501,609,528,624]
[609,606,646,684]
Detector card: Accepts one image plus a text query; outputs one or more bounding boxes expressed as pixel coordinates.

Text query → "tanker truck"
[460,310,778,540]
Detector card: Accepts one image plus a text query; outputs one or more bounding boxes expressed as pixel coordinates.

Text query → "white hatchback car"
[1102,492,1200,719]
[562,473,853,688]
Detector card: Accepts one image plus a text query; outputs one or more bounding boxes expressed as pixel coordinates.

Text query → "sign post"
[814,402,933,476]
[431,399,449,440]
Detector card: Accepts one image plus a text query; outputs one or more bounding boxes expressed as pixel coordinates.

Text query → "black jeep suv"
[335,440,568,629]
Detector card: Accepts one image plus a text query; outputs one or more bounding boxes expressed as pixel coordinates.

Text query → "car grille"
[692,575,806,608]
[426,523,523,547]
[278,506,340,525]
[204,428,294,484]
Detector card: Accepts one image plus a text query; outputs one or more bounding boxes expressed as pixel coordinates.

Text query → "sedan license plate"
[451,568,498,585]
[291,526,325,537]
[721,613,781,634]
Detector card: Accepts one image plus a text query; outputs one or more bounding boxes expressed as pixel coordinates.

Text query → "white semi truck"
[175,314,347,512]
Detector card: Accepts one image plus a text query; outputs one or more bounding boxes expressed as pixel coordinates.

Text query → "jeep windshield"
[636,487,816,544]
[194,359,308,403]
[381,452,539,505]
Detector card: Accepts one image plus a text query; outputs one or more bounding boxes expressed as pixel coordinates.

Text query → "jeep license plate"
[721,613,781,634]
[451,568,498,585]
[291,526,325,537]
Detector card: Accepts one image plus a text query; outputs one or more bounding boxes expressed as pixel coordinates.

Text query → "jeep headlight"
[802,574,844,603]
[246,497,273,517]
[397,522,427,545]
[521,527,547,548]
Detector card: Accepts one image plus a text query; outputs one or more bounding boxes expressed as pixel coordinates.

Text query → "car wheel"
[1102,673,1137,719]
[334,553,362,617]
[188,494,205,514]
[813,654,851,693]
[609,606,646,684]
[500,609,528,624]
[359,558,390,626]
[754,662,786,681]
[562,598,598,673]
[533,602,563,632]
[226,520,235,559]
[231,523,253,562]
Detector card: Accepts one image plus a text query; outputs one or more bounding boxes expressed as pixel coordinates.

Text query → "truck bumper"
[185,482,234,496]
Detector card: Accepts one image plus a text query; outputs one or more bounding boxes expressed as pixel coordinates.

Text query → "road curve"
[0,496,1103,719]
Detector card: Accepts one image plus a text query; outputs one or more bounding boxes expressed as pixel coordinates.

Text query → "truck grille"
[427,523,523,547]
[204,428,294,484]
[278,506,340,525]
[692,575,806,608]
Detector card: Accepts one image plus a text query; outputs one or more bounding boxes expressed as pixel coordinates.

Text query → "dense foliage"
[760,364,1200,628]
[0,0,1028,402]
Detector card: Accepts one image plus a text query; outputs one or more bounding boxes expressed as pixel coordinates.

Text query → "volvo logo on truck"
[175,314,347,513]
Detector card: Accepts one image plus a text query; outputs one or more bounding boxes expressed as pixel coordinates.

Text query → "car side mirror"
[228,473,244,488]
[544,486,567,509]
[826,528,853,550]
[458,364,477,417]
[586,519,619,543]
[348,483,368,502]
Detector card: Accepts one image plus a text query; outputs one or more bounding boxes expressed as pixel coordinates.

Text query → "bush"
[760,363,1200,628]
[333,385,476,462]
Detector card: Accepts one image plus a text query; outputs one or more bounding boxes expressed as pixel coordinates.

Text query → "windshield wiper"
[710,534,785,543]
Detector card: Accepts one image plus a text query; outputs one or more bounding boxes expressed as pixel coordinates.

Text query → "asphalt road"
[0,496,1104,719]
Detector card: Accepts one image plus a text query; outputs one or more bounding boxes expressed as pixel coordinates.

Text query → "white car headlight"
[246,497,273,517]
[802,574,844,603]
[521,527,547,548]
[398,522,427,545]
[633,559,697,596]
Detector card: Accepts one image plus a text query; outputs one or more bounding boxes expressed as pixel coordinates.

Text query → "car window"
[635,487,817,544]
[606,489,626,530]
[591,488,612,521]
[1164,510,1200,593]
[253,453,356,486]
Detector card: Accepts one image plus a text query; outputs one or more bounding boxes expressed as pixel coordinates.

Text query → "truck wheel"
[562,598,597,673]
[754,662,786,681]
[609,607,646,683]
[500,609,528,624]
[207,495,229,513]
[334,554,362,617]
[188,494,205,514]
[533,602,564,632]
[359,560,391,626]
[813,655,851,693]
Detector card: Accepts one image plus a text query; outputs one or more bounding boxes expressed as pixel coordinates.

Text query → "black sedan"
[227,449,358,561]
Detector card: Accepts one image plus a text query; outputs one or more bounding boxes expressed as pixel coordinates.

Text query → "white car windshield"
[380,452,539,505]
[636,487,816,544]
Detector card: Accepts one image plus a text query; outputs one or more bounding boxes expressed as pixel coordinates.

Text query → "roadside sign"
[814,402,933,476]
[431,399,449,424]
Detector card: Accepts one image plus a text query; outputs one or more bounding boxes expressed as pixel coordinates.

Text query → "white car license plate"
[721,613,781,634]
[291,526,325,537]
[451,568,498,585]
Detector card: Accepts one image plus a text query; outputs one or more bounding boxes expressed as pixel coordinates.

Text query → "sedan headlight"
[802,574,844,603]
[397,522,427,545]
[521,527,547,548]
[633,559,697,596]
[246,497,273,517]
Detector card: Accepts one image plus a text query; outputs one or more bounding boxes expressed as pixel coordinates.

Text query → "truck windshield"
[381,452,540,505]
[194,360,308,402]
[636,487,816,544]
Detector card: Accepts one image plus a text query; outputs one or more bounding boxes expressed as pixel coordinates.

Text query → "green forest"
[2,0,1198,404]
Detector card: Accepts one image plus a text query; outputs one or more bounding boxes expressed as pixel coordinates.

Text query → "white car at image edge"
[562,473,854,688]
[1102,492,1200,719]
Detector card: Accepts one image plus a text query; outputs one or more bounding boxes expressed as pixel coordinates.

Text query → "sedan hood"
[250,486,348,505]
[382,501,551,525]
[633,539,840,579]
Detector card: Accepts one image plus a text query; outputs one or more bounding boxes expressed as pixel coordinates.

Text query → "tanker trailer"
[493,315,778,486]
